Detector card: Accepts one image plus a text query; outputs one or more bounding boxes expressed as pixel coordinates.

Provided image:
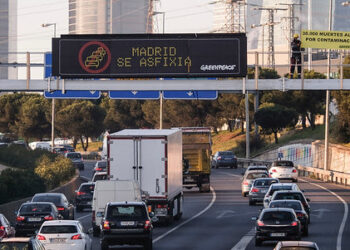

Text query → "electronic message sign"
[52,34,247,78]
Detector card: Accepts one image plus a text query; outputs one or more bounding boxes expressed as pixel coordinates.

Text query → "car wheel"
[255,238,262,246]
[249,199,255,206]
[303,225,309,236]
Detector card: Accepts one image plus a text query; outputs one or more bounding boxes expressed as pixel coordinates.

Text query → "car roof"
[248,165,267,168]
[22,202,55,206]
[245,170,268,175]
[254,177,278,181]
[274,190,302,194]
[33,193,64,197]
[81,182,95,185]
[94,172,107,175]
[108,201,145,206]
[270,183,296,188]
[41,220,79,226]
[261,207,295,213]
[270,199,303,205]
[0,237,32,243]
[278,241,318,247]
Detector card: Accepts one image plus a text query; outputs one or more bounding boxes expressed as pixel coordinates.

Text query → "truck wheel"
[93,226,100,237]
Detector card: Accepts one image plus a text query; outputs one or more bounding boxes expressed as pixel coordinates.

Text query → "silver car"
[241,171,269,197]
[263,183,301,208]
[248,178,279,205]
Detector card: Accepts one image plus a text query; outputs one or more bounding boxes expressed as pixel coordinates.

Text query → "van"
[92,180,142,237]
[28,141,51,151]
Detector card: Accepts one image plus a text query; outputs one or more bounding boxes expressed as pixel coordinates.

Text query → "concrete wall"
[0,173,85,223]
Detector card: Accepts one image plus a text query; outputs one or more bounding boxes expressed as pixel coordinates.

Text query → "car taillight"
[57,206,65,211]
[292,169,297,173]
[0,226,6,237]
[296,212,304,217]
[243,181,249,186]
[16,216,25,222]
[44,215,53,220]
[251,188,259,193]
[271,169,277,173]
[144,220,152,230]
[37,235,46,241]
[71,234,82,240]
[217,156,222,160]
[291,221,298,226]
[103,220,110,230]
[257,220,265,226]
[77,191,86,196]
[156,204,167,208]
[96,168,102,171]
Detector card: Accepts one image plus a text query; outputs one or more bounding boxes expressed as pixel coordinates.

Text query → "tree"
[55,101,106,151]
[217,94,245,132]
[254,103,298,144]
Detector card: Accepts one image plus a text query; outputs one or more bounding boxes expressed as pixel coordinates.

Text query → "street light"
[41,23,56,147]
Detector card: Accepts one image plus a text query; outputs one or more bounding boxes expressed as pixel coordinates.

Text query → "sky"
[16,0,214,79]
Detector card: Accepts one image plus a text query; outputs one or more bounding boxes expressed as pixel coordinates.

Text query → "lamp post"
[153,12,165,129]
[41,23,56,147]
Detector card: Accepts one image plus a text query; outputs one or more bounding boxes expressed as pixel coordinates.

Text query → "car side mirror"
[149,212,155,218]
[306,198,310,202]
[251,216,257,221]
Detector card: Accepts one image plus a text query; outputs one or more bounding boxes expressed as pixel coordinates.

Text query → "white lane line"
[153,186,217,243]
[77,214,91,221]
[300,178,348,250]
[231,228,255,250]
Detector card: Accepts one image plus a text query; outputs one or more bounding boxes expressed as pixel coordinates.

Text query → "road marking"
[231,228,255,250]
[77,214,91,221]
[153,186,217,243]
[311,208,331,219]
[300,178,348,250]
[216,210,236,219]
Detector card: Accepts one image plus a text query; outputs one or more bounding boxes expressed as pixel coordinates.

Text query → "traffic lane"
[244,177,346,250]
[154,168,260,250]
[79,160,96,181]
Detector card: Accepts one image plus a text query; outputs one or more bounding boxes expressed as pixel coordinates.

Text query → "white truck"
[107,129,183,224]
[91,180,142,236]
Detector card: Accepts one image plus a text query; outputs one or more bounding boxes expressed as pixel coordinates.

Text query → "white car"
[36,220,91,250]
[269,160,298,182]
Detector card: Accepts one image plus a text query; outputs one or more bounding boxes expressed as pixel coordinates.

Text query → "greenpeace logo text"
[200,65,236,71]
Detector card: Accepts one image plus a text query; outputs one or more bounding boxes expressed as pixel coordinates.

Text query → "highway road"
[77,161,350,249]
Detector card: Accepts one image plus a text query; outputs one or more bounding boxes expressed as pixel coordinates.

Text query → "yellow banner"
[301,30,350,50]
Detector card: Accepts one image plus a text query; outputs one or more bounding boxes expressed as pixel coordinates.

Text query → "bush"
[330,117,350,143]
[35,155,75,190]
[0,169,46,204]
[234,136,266,157]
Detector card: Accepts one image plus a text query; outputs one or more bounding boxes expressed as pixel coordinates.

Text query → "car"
[100,201,153,250]
[248,178,279,205]
[31,193,75,220]
[253,208,301,246]
[269,160,298,182]
[61,144,75,152]
[52,146,67,155]
[270,190,311,223]
[15,202,61,236]
[0,213,15,239]
[211,151,238,169]
[75,182,95,212]
[246,165,269,173]
[263,183,301,208]
[274,241,319,250]
[65,152,84,170]
[91,172,108,182]
[0,237,45,250]
[36,220,92,250]
[241,171,269,197]
[269,200,309,236]
[93,160,107,173]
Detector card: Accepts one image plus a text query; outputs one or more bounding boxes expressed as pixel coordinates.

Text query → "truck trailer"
[107,129,183,224]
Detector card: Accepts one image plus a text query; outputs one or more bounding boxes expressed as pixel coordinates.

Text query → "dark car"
[270,190,311,223]
[248,178,279,205]
[101,201,153,250]
[75,182,95,212]
[61,144,75,152]
[15,202,61,236]
[94,160,107,173]
[269,200,309,236]
[211,151,238,169]
[52,146,66,155]
[253,208,301,246]
[0,214,15,239]
[31,193,74,220]
[0,237,45,250]
[274,241,319,250]
[65,152,84,170]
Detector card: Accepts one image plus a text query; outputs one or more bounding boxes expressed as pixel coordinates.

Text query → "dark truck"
[181,127,211,192]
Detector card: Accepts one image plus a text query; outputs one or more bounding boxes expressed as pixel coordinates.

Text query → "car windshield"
[107,205,147,220]
[275,193,304,202]
[97,162,107,168]
[249,167,267,171]
[40,225,78,234]
[219,152,234,156]
[0,243,30,250]
[80,184,95,193]
[262,211,294,222]
[32,196,61,205]
[20,204,52,213]
[246,173,268,179]
[254,179,277,187]
[67,153,81,159]
[274,161,294,167]
[269,201,302,210]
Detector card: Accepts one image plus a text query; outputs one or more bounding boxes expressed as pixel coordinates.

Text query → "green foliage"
[254,103,298,144]
[248,67,281,79]
[35,155,75,190]
[0,168,46,204]
[0,144,56,170]
[234,136,267,157]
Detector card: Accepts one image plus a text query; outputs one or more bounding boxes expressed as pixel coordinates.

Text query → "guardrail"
[237,158,272,168]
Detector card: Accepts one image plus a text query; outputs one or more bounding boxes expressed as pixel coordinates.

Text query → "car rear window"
[67,153,81,159]
[20,204,52,213]
[254,179,278,187]
[0,242,30,249]
[93,174,107,181]
[80,184,95,192]
[219,151,234,156]
[40,225,78,234]
[269,201,302,210]
[262,211,294,222]
[97,161,107,167]
[269,186,293,196]
[107,205,147,220]
[246,173,268,179]
[275,193,304,201]
[274,161,294,167]
[32,196,61,205]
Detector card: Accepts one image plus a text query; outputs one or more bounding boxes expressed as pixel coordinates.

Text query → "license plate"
[50,238,66,243]
[271,233,285,237]
[121,221,135,226]
[28,217,41,222]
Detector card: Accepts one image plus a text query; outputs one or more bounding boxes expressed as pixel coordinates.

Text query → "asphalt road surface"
[76,161,350,250]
